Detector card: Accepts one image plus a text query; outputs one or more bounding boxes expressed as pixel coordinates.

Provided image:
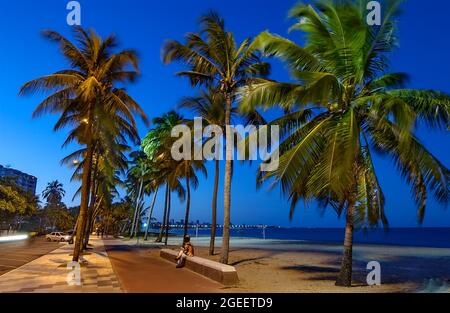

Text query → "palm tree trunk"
[134,201,143,239]
[83,211,92,250]
[82,158,99,250]
[220,93,233,264]
[104,213,109,238]
[72,142,94,262]
[130,201,138,238]
[183,175,191,237]
[144,187,159,241]
[209,159,219,255]
[83,187,96,250]
[130,177,144,238]
[164,188,172,246]
[335,199,355,287]
[84,195,103,249]
[156,183,169,242]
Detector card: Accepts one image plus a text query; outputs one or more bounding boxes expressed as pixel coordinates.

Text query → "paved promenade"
[103,238,224,293]
[0,237,226,293]
[0,237,121,293]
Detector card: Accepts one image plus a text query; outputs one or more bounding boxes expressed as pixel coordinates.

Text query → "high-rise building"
[0,165,37,194]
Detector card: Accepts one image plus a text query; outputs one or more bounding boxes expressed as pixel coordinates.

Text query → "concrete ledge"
[160,249,239,286]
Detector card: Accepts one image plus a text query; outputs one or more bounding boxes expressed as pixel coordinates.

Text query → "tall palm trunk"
[220,93,232,264]
[335,199,355,287]
[183,174,191,237]
[72,141,94,262]
[209,159,219,255]
[83,210,93,250]
[86,195,103,245]
[156,183,169,242]
[134,201,143,238]
[83,173,98,250]
[164,189,172,245]
[144,187,159,241]
[130,177,144,238]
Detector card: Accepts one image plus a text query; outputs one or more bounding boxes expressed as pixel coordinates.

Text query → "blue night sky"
[0,0,449,227]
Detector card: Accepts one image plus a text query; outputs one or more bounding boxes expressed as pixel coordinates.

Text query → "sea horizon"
[163,227,450,249]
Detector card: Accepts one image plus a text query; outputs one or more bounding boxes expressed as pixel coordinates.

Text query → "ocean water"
[170,227,450,248]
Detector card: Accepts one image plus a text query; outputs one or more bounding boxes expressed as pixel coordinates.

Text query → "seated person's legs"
[176,252,187,268]
[176,248,184,260]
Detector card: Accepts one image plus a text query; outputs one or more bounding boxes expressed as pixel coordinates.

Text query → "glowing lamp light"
[0,234,29,243]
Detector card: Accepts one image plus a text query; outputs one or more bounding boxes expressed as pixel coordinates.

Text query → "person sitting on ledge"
[175,235,194,268]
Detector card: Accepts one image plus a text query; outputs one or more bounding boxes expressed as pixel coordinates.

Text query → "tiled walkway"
[0,238,122,293]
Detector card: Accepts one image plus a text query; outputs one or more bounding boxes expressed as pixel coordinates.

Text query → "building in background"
[0,164,37,194]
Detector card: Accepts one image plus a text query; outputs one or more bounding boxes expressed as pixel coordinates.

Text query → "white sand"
[128,236,450,293]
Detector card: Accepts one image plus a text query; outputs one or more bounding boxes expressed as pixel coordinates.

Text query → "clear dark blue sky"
[0,0,448,227]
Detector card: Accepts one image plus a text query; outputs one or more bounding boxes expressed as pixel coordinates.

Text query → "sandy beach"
[133,236,450,293]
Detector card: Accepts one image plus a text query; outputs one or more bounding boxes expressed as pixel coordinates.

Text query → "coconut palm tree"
[20,27,148,261]
[180,88,266,253]
[163,164,186,245]
[42,181,66,206]
[63,124,130,251]
[143,179,160,241]
[142,110,207,243]
[179,89,230,254]
[162,12,270,264]
[240,0,450,286]
[142,111,187,243]
[170,148,207,237]
[127,150,150,238]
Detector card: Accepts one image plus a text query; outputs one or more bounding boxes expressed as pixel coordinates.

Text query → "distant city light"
[0,234,28,242]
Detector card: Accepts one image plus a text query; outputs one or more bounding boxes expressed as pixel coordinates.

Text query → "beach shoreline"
[128,236,450,293]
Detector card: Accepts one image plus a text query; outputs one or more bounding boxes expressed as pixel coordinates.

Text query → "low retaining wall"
[160,249,239,286]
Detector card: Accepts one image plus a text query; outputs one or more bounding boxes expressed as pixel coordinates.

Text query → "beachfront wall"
[160,249,239,286]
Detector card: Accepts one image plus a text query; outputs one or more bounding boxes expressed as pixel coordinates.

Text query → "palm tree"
[162,12,270,264]
[240,0,450,286]
[127,150,150,238]
[42,181,66,206]
[63,126,130,250]
[171,150,207,238]
[143,180,159,241]
[162,163,187,245]
[143,111,207,243]
[20,27,148,261]
[142,111,187,243]
[179,89,230,254]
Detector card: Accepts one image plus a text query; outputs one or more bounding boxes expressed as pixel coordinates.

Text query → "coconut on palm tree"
[162,12,270,264]
[20,27,148,261]
[240,0,449,286]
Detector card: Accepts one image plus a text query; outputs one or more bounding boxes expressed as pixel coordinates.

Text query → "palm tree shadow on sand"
[281,254,450,291]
